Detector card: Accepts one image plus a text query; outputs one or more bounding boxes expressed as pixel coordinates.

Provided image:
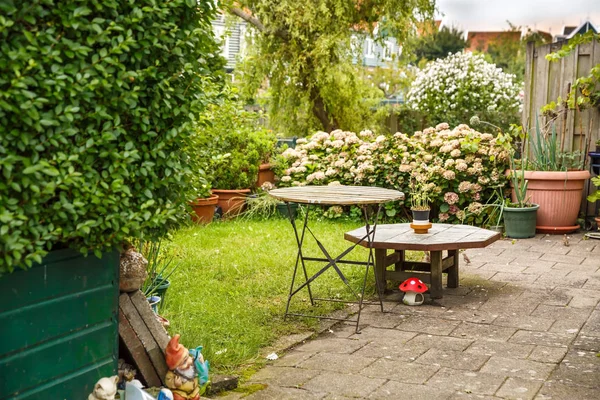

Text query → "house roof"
[554,21,598,42]
[465,31,521,53]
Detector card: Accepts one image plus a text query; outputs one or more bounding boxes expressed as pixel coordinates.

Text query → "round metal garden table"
[269,185,404,333]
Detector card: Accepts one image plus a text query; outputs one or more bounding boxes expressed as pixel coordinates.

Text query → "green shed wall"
[0,249,119,399]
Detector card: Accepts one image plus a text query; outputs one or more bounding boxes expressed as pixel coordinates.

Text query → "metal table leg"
[283,202,384,333]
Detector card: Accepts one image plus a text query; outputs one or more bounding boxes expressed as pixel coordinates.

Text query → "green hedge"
[0,0,224,274]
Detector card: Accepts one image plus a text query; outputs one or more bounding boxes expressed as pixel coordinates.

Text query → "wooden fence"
[523,40,600,154]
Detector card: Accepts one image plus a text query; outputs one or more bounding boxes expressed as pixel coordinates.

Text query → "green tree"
[226,0,435,136]
[414,26,468,61]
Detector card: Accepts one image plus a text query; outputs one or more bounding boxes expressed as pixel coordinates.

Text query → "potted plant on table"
[409,171,433,234]
[504,157,540,238]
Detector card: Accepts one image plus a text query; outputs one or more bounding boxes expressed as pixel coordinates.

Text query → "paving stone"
[248,366,321,387]
[349,326,418,342]
[548,318,586,334]
[505,250,544,261]
[448,393,503,400]
[466,247,507,256]
[321,395,356,400]
[522,266,561,276]
[369,381,454,400]
[362,357,440,384]
[572,334,600,352]
[530,304,591,325]
[450,322,517,342]
[244,386,326,400]
[395,316,462,335]
[407,334,474,352]
[534,382,600,400]
[539,253,585,265]
[549,349,600,388]
[567,292,600,309]
[437,308,499,325]
[352,339,429,361]
[495,377,543,400]
[297,351,377,374]
[465,340,533,359]
[302,371,386,398]
[479,356,555,381]
[540,288,572,306]
[580,257,600,268]
[415,348,490,371]
[534,275,587,289]
[509,259,557,269]
[426,368,505,396]
[479,263,525,273]
[579,310,600,337]
[527,346,568,364]
[509,330,575,348]
[357,306,407,328]
[478,299,539,316]
[272,351,316,367]
[294,337,368,354]
[490,272,540,284]
[492,315,555,332]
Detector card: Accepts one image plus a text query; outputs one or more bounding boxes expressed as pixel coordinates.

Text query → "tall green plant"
[527,117,584,171]
[0,0,224,274]
[508,158,530,208]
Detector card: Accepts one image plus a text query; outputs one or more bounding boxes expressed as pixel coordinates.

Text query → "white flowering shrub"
[273,123,511,225]
[406,52,521,129]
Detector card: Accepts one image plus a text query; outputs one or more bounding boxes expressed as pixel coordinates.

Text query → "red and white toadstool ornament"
[399,277,428,306]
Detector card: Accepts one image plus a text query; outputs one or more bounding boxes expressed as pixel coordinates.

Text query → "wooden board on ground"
[118,309,162,387]
[119,292,169,386]
[129,290,170,350]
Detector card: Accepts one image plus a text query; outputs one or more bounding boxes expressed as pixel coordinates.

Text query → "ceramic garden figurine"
[189,345,210,395]
[88,376,119,400]
[164,335,200,400]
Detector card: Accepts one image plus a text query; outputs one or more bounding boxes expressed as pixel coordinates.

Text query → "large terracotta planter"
[256,163,275,188]
[190,194,219,224]
[212,189,251,217]
[512,170,590,234]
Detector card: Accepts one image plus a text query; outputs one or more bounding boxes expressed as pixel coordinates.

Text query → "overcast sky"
[436,0,600,34]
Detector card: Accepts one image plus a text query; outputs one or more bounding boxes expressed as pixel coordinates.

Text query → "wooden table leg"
[375,249,387,295]
[447,249,459,288]
[394,250,405,271]
[430,251,443,299]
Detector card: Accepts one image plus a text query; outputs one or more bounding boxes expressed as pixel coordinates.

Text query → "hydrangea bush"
[274,123,511,225]
[406,52,521,129]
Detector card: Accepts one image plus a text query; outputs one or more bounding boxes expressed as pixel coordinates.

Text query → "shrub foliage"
[274,124,511,225]
[0,0,223,274]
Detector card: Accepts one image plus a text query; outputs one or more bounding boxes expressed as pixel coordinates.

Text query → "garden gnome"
[88,376,119,400]
[165,334,200,400]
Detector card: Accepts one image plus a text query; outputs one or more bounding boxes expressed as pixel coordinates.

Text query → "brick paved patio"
[223,233,600,399]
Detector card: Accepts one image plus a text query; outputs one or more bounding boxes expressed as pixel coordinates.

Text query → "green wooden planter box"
[0,248,120,399]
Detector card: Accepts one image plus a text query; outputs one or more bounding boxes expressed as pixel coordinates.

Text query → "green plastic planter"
[0,248,120,399]
[503,204,539,239]
[276,202,298,219]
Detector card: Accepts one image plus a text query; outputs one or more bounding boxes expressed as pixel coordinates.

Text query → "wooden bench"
[345,223,501,299]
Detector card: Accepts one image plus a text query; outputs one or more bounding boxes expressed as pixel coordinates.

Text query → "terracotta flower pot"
[256,163,275,188]
[212,189,251,217]
[511,170,590,234]
[190,194,219,224]
[596,216,600,231]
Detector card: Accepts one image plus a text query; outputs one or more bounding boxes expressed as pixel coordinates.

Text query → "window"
[365,38,375,58]
[382,41,394,61]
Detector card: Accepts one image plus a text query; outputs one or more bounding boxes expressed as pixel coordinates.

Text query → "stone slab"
[426,368,505,396]
[297,352,377,374]
[362,357,440,384]
[248,366,320,388]
[303,371,386,398]
[495,377,543,400]
[369,381,454,400]
[450,322,517,342]
[479,356,555,381]
[415,348,490,371]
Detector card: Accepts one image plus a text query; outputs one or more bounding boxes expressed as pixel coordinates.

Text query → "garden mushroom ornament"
[399,277,428,306]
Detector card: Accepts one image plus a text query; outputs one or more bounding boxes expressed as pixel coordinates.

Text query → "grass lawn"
[162,215,388,375]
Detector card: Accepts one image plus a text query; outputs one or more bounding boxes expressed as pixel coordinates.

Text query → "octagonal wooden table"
[344,223,501,299]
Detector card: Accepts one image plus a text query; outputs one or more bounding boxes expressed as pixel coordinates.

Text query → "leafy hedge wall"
[0,0,223,274]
